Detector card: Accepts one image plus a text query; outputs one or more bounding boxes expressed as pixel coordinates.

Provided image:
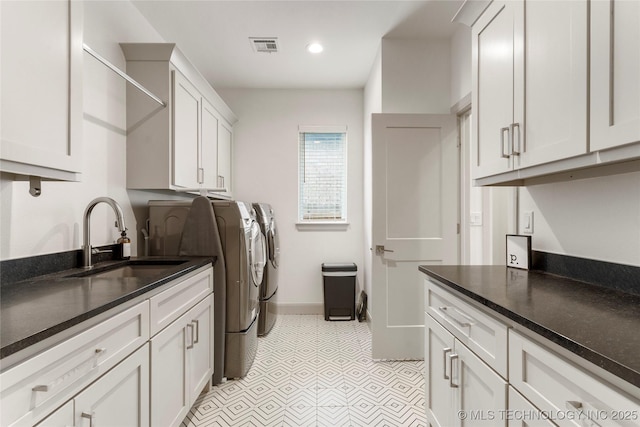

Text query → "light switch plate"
[523,211,534,234]
[506,234,531,270]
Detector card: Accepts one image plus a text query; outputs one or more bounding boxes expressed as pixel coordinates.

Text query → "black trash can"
[322,263,357,321]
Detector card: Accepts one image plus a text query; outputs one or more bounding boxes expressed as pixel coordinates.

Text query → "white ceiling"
[132,0,465,89]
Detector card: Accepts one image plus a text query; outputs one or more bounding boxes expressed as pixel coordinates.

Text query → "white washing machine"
[253,203,280,336]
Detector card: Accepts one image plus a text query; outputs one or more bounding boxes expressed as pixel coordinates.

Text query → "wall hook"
[29,176,42,197]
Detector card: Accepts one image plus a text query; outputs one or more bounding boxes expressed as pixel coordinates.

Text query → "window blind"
[298,131,347,221]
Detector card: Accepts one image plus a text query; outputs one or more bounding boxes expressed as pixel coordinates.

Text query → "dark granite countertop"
[419,265,640,389]
[1,256,214,359]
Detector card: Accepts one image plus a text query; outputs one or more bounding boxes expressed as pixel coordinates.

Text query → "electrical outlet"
[523,211,534,234]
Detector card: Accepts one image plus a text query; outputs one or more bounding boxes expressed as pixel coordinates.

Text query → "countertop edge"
[419,266,640,391]
[1,257,214,361]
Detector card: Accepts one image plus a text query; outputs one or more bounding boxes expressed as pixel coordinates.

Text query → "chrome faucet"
[83,197,127,269]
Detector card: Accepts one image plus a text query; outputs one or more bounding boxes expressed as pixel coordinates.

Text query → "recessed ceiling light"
[307,42,323,54]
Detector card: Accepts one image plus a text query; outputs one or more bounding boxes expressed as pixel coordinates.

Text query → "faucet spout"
[83,197,127,268]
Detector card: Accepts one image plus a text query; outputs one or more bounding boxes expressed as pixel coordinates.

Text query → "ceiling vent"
[250,37,279,53]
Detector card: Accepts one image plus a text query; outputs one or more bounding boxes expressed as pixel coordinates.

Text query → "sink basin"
[87,264,175,279]
[66,259,188,279]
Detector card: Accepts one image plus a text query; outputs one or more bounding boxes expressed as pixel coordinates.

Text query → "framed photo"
[506,234,531,270]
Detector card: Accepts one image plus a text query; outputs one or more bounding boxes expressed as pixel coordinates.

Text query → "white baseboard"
[276,302,324,315]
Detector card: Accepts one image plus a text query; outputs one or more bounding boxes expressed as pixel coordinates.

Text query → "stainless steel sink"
[66,260,188,279]
[86,264,175,279]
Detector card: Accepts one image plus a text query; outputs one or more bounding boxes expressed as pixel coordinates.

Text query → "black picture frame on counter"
[506,234,531,270]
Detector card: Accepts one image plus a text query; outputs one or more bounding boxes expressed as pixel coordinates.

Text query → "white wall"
[0,1,164,260]
[381,38,451,114]
[519,171,640,266]
[450,26,471,106]
[362,46,382,314]
[217,89,365,310]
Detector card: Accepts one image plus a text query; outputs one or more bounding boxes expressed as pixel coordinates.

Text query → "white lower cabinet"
[74,344,149,427]
[35,345,150,427]
[35,401,74,427]
[425,277,640,427]
[151,294,213,427]
[508,387,557,427]
[510,330,640,427]
[426,313,507,427]
[1,265,214,427]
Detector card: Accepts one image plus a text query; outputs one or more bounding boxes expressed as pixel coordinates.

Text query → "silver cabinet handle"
[500,126,511,158]
[448,353,459,388]
[565,401,602,427]
[81,411,96,427]
[192,320,200,344]
[443,347,452,380]
[511,122,521,156]
[197,167,204,184]
[438,306,475,327]
[375,245,394,255]
[186,324,195,349]
[32,348,106,393]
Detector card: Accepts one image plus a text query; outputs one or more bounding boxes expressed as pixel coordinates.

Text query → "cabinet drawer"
[1,301,149,427]
[509,330,640,427]
[149,267,213,336]
[508,386,557,427]
[425,278,508,378]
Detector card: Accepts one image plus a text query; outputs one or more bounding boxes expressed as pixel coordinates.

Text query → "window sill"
[295,222,350,231]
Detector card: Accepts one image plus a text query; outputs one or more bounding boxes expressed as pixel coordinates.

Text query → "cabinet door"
[74,345,150,427]
[187,295,213,402]
[150,314,189,427]
[454,341,508,427]
[425,314,456,427]
[217,120,233,196]
[472,1,522,178]
[591,0,640,151]
[172,71,200,189]
[520,0,588,168]
[35,401,74,427]
[201,99,219,189]
[0,0,82,181]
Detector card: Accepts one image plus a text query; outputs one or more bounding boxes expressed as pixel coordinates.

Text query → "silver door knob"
[375,245,394,255]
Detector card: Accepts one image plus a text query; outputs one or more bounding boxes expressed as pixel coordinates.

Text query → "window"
[298,126,347,223]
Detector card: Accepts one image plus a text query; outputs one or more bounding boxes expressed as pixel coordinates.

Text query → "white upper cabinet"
[172,71,201,190]
[472,1,521,178]
[471,0,639,185]
[201,98,220,190]
[519,0,588,169]
[591,0,640,151]
[121,43,236,198]
[472,0,588,181]
[0,0,83,181]
[217,120,233,194]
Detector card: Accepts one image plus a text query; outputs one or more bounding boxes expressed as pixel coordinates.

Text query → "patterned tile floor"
[181,314,427,426]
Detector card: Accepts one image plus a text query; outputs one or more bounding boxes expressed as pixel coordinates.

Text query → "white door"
[371,113,459,360]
